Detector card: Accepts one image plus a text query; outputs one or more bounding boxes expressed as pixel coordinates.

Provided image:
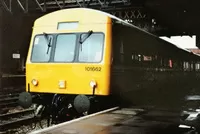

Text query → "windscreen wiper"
[79,30,93,44]
[43,32,52,54]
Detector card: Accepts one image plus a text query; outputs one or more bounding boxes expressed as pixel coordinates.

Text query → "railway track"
[0,108,35,133]
[0,93,19,98]
[0,95,19,114]
[0,88,24,114]
[0,86,24,94]
[0,87,39,133]
[0,97,18,105]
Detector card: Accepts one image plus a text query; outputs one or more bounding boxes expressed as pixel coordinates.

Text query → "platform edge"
[30,106,119,134]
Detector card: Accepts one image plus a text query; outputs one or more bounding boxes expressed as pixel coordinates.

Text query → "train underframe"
[18,92,116,125]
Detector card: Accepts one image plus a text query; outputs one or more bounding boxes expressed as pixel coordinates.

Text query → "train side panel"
[111,22,200,110]
[112,68,200,110]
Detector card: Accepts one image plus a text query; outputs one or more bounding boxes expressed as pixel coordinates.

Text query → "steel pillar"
[0,8,2,89]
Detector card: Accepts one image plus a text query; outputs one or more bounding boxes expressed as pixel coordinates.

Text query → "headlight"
[90,80,96,88]
[31,79,38,86]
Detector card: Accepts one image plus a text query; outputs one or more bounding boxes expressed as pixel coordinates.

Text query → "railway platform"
[30,106,189,134]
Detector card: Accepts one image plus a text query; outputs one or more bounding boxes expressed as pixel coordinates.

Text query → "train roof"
[95,8,200,60]
[36,8,200,60]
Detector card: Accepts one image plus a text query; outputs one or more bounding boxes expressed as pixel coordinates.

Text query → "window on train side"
[54,34,76,62]
[31,35,53,62]
[78,33,104,63]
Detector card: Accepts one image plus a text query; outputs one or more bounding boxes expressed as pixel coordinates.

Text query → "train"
[18,8,200,124]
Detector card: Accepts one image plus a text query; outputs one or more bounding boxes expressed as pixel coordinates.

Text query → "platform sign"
[12,53,20,59]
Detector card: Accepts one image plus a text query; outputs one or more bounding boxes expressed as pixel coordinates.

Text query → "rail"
[0,108,35,133]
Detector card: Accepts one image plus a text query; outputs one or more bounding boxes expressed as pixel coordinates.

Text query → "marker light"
[90,80,96,88]
[31,79,38,86]
[58,80,66,89]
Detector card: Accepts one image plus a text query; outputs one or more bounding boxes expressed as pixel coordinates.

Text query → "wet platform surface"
[31,107,195,134]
